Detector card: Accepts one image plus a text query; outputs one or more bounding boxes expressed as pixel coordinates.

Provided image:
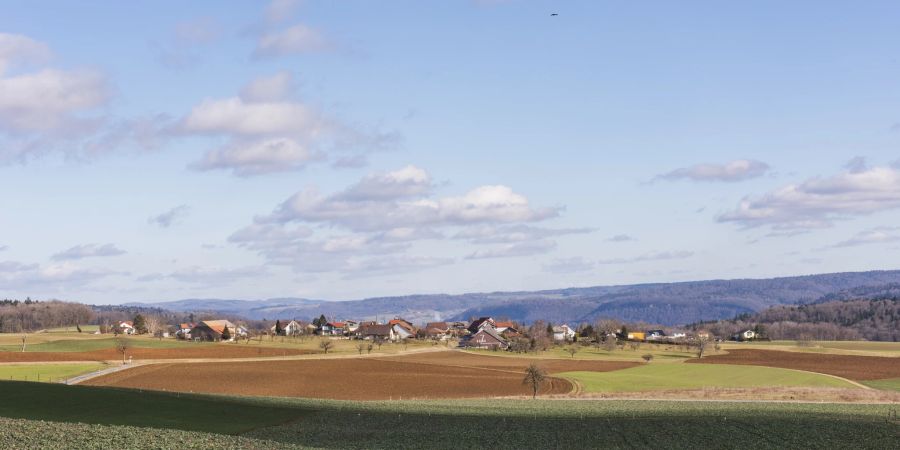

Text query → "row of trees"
[0,300,94,333]
[693,298,899,342]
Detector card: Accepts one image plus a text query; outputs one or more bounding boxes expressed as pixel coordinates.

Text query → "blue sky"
[2,1,900,304]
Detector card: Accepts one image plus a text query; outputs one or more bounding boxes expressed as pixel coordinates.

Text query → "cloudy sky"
[2,1,900,304]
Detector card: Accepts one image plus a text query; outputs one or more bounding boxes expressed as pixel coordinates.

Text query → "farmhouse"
[493,321,515,333]
[271,320,305,336]
[114,321,135,335]
[467,317,496,334]
[190,320,245,341]
[356,324,395,341]
[646,330,666,341]
[552,325,576,341]
[627,332,646,341]
[174,323,194,339]
[733,329,757,341]
[320,321,346,336]
[423,322,451,340]
[463,326,508,350]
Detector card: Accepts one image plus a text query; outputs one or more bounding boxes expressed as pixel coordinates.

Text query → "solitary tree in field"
[696,337,710,359]
[642,353,654,363]
[221,326,232,341]
[115,338,130,364]
[367,343,374,354]
[275,320,283,336]
[76,324,82,333]
[21,335,26,352]
[319,339,333,354]
[356,342,366,355]
[523,363,547,399]
[565,346,579,358]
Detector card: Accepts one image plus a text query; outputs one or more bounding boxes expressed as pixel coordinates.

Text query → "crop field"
[378,350,640,372]
[688,349,900,381]
[0,363,107,383]
[0,381,896,449]
[0,340,314,362]
[82,354,583,399]
[862,377,900,392]
[561,363,859,393]
[728,340,900,357]
[464,344,701,362]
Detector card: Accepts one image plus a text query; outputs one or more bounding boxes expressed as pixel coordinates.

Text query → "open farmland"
[688,349,900,381]
[0,363,107,383]
[83,353,590,399]
[1,381,897,449]
[561,363,859,393]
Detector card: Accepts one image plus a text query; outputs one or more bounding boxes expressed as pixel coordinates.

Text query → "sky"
[2,1,900,304]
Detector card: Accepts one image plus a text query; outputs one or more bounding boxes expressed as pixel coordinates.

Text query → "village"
[105,314,764,350]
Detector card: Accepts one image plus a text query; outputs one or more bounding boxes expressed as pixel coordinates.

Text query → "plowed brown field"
[686,349,900,381]
[378,351,640,373]
[0,346,313,362]
[84,352,635,399]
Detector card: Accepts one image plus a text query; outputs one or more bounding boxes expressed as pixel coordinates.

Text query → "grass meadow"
[0,363,107,383]
[561,363,859,392]
[0,381,895,449]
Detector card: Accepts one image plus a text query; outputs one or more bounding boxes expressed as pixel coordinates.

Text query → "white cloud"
[240,71,295,102]
[719,165,900,230]
[338,165,433,201]
[0,33,51,74]
[453,225,592,244]
[52,243,126,261]
[342,255,454,279]
[181,96,325,136]
[264,0,302,24]
[148,205,190,228]
[0,68,108,133]
[656,159,770,183]
[268,174,559,232]
[0,260,118,289]
[190,138,320,176]
[828,227,900,248]
[254,24,329,58]
[606,234,635,242]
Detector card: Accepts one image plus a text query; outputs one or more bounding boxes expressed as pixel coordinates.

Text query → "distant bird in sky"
[551,13,559,16]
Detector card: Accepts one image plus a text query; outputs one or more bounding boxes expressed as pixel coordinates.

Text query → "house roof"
[178,323,194,330]
[473,326,506,343]
[389,319,415,332]
[467,317,495,333]
[358,324,392,336]
[552,325,573,333]
[119,321,133,327]
[327,321,345,328]
[425,321,448,330]
[196,320,236,334]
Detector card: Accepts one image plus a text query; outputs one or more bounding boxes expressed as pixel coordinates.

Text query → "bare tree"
[319,339,334,354]
[628,341,640,351]
[696,337,710,359]
[565,346,579,358]
[642,353,654,363]
[366,343,374,354]
[356,342,366,355]
[115,338,130,364]
[21,335,26,352]
[523,363,547,399]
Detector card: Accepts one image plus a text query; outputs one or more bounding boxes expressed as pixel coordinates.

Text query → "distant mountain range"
[126,270,900,326]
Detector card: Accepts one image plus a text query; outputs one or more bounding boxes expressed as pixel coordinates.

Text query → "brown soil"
[0,346,313,363]
[376,351,640,373]
[84,358,573,400]
[686,349,900,381]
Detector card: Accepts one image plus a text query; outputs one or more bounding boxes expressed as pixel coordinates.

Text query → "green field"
[562,363,858,392]
[44,325,100,333]
[0,363,107,382]
[861,377,900,392]
[0,381,896,449]
[0,336,208,352]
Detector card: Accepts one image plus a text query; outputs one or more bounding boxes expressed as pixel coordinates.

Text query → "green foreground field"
[862,378,900,392]
[0,363,107,383]
[562,363,858,392]
[0,381,896,449]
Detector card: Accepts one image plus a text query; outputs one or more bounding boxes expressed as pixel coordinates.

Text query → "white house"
[115,321,135,335]
[552,324,576,341]
[271,320,304,336]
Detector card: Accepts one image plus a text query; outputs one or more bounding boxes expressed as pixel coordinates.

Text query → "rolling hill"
[126,270,900,326]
